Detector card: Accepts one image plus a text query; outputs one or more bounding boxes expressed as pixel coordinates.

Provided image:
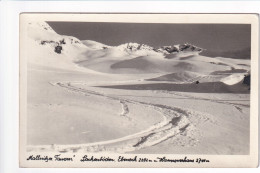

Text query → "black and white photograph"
[19,13,258,168]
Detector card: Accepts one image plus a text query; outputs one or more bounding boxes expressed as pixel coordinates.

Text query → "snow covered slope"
[26,21,251,155]
[221,74,246,85]
[26,21,90,71]
[81,40,111,49]
[27,21,250,86]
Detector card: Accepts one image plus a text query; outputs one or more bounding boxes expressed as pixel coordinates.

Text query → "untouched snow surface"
[221,74,246,85]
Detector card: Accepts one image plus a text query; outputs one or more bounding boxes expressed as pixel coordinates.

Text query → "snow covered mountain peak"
[156,43,204,54]
[27,21,87,62]
[28,21,57,37]
[117,42,154,52]
[114,42,204,57]
[28,21,205,60]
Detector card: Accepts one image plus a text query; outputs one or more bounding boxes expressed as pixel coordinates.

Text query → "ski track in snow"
[27,80,217,153]
[119,100,130,119]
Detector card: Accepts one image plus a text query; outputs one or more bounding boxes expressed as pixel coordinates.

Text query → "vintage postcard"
[19,13,258,168]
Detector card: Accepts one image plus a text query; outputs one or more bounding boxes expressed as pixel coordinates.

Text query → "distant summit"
[117,43,154,52]
[156,43,203,54]
[31,22,204,58]
[27,21,251,87]
[116,42,203,56]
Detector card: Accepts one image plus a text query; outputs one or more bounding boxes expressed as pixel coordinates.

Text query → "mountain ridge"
[27,21,250,87]
[82,40,204,56]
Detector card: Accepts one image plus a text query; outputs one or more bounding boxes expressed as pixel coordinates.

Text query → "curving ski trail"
[27,81,213,153]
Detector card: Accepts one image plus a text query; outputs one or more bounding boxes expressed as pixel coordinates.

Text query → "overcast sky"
[47,22,250,53]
